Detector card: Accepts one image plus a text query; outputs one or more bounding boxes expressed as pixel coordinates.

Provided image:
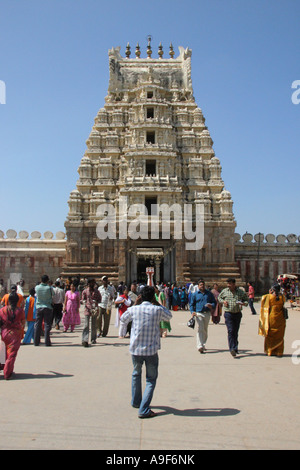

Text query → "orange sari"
[259,294,286,356]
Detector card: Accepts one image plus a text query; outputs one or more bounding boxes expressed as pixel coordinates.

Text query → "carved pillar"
[155,258,161,284]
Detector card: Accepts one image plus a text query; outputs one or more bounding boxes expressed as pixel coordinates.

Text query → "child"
[23,288,36,344]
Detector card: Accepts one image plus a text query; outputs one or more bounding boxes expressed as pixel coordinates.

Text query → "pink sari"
[0,306,25,379]
[62,290,81,331]
[210,289,222,324]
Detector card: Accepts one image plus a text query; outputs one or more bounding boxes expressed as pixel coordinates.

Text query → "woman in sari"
[180,287,188,310]
[210,283,222,324]
[0,292,25,379]
[62,282,81,332]
[259,284,286,357]
[171,284,181,311]
[23,287,36,344]
[155,287,171,338]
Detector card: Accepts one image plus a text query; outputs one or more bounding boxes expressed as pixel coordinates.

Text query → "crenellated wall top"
[235,233,300,245]
[1,229,299,245]
[0,230,66,240]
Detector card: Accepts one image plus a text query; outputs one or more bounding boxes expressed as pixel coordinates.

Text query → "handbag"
[187,316,195,329]
[283,307,289,320]
[0,337,6,365]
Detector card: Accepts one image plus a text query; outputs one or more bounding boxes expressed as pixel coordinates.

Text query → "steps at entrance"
[60,263,119,284]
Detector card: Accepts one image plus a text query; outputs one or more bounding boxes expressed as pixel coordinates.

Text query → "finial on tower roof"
[169,43,175,58]
[147,35,152,58]
[135,43,141,58]
[125,43,131,58]
[158,42,163,59]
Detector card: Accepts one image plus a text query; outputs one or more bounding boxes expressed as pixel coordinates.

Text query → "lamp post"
[256,232,262,294]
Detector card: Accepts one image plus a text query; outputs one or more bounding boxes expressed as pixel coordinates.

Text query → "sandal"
[138,410,156,419]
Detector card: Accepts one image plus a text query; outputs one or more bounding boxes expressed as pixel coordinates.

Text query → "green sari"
[156,292,171,332]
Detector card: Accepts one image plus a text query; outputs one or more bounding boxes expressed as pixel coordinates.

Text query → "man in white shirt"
[52,281,65,330]
[128,283,138,304]
[121,286,172,419]
[97,276,114,337]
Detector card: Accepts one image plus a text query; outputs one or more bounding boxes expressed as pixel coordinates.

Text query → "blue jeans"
[131,353,159,417]
[224,312,242,352]
[248,298,257,315]
[34,307,53,346]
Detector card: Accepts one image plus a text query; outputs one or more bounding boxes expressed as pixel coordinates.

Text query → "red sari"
[0,306,25,379]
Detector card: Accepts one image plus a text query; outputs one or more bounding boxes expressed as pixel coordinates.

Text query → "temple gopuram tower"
[63,41,241,285]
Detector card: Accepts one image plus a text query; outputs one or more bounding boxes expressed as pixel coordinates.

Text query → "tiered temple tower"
[63,41,241,285]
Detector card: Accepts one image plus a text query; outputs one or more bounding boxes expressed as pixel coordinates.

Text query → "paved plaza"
[1,302,300,451]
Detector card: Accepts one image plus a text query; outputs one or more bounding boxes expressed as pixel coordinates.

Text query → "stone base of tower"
[175,224,243,287]
[63,220,242,286]
[62,222,121,284]
[60,259,242,288]
[181,262,243,287]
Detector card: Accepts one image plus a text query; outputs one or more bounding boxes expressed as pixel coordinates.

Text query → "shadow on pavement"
[152,406,240,417]
[9,371,74,380]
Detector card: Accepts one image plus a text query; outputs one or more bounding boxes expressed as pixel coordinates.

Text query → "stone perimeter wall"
[235,232,300,292]
[0,229,299,292]
[0,230,66,291]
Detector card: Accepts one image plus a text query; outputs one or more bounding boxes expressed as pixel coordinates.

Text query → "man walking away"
[120,286,172,419]
[52,281,65,329]
[34,274,54,346]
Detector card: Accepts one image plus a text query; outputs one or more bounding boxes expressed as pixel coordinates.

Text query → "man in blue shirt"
[190,279,216,353]
[121,285,172,419]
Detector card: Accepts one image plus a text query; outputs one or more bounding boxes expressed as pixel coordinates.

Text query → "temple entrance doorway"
[125,243,176,285]
[137,257,164,285]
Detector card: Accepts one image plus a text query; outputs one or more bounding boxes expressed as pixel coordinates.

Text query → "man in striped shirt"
[218,278,248,357]
[120,285,172,419]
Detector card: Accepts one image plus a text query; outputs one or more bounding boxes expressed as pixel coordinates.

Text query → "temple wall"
[0,229,299,294]
[0,230,66,292]
[235,232,300,293]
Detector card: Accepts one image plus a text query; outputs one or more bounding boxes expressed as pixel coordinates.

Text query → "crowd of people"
[277,275,299,300]
[0,273,293,416]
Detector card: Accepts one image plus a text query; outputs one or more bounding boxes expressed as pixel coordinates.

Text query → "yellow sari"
[259,294,286,356]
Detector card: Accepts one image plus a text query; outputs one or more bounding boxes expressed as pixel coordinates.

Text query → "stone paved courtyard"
[1,303,300,450]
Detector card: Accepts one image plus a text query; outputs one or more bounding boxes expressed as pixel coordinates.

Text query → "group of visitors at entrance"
[0,273,289,420]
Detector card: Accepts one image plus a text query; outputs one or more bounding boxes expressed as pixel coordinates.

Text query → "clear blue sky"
[0,0,299,239]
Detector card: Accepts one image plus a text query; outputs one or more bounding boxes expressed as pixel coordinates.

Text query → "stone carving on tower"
[63,40,241,284]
